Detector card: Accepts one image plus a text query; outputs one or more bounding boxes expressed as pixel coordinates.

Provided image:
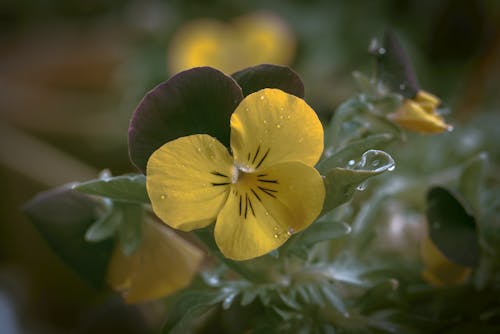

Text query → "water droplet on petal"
[197,147,202,152]
[286,228,295,236]
[273,234,279,239]
[348,159,356,166]
[260,95,265,100]
[378,47,386,55]
[280,107,284,111]
[265,211,270,216]
[160,194,167,199]
[279,115,284,120]
[276,124,281,129]
[286,115,291,119]
[447,125,454,132]
[263,120,268,124]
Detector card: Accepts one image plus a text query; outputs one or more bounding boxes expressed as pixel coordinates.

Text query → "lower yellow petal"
[389,99,450,134]
[147,134,234,231]
[420,236,471,286]
[107,220,204,303]
[214,161,325,260]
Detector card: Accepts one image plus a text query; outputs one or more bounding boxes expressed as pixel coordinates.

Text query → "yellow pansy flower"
[388,90,452,134]
[420,235,471,287]
[146,88,325,261]
[107,219,203,303]
[168,12,295,74]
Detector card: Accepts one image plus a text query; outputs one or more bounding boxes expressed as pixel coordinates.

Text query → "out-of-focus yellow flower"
[146,89,324,261]
[107,219,203,304]
[168,12,295,74]
[388,90,452,134]
[420,235,471,286]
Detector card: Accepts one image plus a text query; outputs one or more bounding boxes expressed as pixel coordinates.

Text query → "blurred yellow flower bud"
[420,235,471,287]
[168,12,295,74]
[389,90,452,134]
[107,219,203,303]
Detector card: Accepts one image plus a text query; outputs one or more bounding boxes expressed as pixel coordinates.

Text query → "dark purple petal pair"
[128,64,305,173]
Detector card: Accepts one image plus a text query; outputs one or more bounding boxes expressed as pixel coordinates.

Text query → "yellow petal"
[420,236,471,286]
[214,161,325,260]
[389,99,451,134]
[230,88,323,171]
[147,134,234,231]
[107,220,204,303]
[414,90,441,113]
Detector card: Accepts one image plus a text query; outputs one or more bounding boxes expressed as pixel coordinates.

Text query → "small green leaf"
[322,150,395,212]
[162,290,223,334]
[298,218,351,247]
[117,203,143,256]
[85,200,121,242]
[74,174,149,204]
[459,152,488,214]
[426,186,480,267]
[319,133,395,174]
[23,186,113,288]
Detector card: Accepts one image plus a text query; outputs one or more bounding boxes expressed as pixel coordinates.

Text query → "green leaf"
[231,64,305,98]
[322,150,395,212]
[459,152,488,214]
[74,174,149,204]
[162,290,223,334]
[318,133,395,174]
[129,67,243,173]
[84,199,121,242]
[22,186,113,288]
[297,217,351,247]
[117,202,143,256]
[426,186,480,267]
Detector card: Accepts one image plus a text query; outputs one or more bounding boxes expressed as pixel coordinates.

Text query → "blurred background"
[0,0,499,333]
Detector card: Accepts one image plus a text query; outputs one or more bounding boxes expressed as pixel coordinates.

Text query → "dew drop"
[279,115,284,120]
[263,120,268,124]
[276,124,281,129]
[210,155,216,159]
[245,107,249,112]
[273,226,279,231]
[273,234,279,239]
[388,165,396,171]
[286,227,295,236]
[286,115,291,119]
[160,194,167,200]
[280,107,284,111]
[264,129,269,134]
[260,95,265,100]
[447,125,454,132]
[197,147,202,152]
[265,211,270,216]
[378,47,386,55]
[348,159,356,166]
